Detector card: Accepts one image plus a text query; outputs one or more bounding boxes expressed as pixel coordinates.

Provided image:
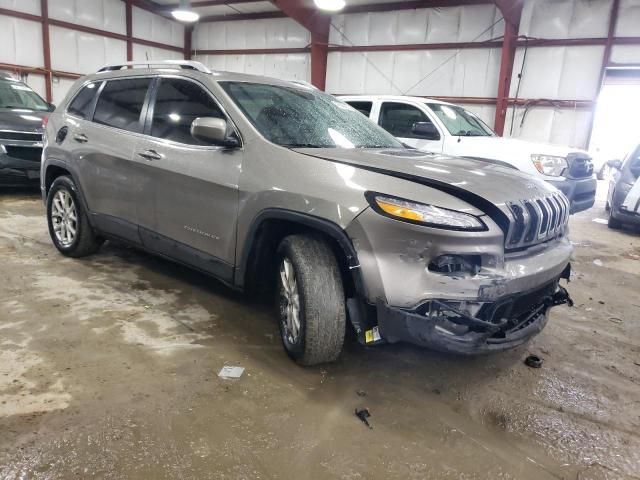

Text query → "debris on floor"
[593,259,604,267]
[356,390,367,397]
[218,366,245,379]
[592,218,608,225]
[355,408,373,429]
[524,355,543,369]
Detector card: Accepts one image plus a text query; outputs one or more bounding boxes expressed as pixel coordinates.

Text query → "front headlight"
[531,154,568,176]
[367,193,487,231]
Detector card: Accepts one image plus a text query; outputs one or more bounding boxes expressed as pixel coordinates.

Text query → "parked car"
[606,144,640,229]
[0,72,53,187]
[42,61,573,365]
[340,95,596,214]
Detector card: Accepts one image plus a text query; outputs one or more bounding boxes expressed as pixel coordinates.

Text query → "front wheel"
[276,234,346,366]
[46,175,103,257]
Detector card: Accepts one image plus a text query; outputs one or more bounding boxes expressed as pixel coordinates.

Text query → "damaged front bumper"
[375,280,572,355]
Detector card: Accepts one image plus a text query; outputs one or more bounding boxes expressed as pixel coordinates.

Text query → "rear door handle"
[138,149,163,161]
[73,133,88,143]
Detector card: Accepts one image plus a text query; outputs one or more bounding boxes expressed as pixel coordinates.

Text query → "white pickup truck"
[339,95,596,214]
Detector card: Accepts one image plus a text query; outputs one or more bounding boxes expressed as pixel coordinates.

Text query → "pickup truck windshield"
[221,81,402,149]
[426,103,494,137]
[0,79,49,111]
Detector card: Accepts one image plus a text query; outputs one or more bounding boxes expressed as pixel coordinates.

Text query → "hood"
[454,136,589,160]
[295,148,559,208]
[0,109,47,133]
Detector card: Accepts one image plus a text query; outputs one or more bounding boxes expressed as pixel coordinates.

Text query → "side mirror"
[191,117,239,148]
[47,103,56,112]
[412,121,440,140]
[607,159,622,170]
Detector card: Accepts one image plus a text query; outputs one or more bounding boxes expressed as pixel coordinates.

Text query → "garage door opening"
[589,68,640,176]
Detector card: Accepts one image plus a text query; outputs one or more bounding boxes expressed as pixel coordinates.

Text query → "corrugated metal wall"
[192,18,311,81]
[0,0,184,103]
[1,0,638,149]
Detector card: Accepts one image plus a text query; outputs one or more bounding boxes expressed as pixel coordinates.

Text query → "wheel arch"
[44,161,93,223]
[236,209,365,299]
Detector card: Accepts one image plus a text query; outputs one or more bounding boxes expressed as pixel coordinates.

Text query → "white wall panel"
[50,26,126,73]
[519,0,611,39]
[0,16,44,67]
[508,45,604,100]
[132,6,184,48]
[506,106,593,148]
[193,18,309,50]
[330,5,504,46]
[326,48,500,97]
[0,0,39,15]
[52,77,77,104]
[133,44,184,62]
[610,45,640,64]
[49,0,126,35]
[616,0,640,36]
[194,53,310,81]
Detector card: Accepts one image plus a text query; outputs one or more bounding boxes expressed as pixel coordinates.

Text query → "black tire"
[608,212,623,229]
[605,200,610,212]
[276,234,346,366]
[46,175,103,257]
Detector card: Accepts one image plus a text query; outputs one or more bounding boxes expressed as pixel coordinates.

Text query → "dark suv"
[0,72,53,187]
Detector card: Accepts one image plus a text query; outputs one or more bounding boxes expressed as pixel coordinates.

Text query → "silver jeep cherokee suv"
[42,61,573,365]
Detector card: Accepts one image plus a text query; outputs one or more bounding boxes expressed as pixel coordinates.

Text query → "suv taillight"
[42,115,49,128]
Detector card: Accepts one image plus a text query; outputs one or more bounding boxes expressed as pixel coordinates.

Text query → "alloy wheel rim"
[51,190,77,247]
[280,257,301,344]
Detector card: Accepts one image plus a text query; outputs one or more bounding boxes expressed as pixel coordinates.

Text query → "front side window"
[0,78,49,111]
[220,82,401,149]
[346,101,373,117]
[93,78,152,133]
[427,103,493,137]
[150,78,224,145]
[68,82,101,119]
[379,102,435,139]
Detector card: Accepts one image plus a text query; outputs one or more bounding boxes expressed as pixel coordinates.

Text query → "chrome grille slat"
[505,192,569,250]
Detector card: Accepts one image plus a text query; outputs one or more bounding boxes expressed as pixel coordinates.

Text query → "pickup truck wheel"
[608,213,623,229]
[276,234,346,366]
[47,175,103,257]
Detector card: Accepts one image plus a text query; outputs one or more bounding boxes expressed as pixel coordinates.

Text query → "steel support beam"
[125,1,133,61]
[270,0,330,90]
[184,26,193,60]
[40,0,52,102]
[493,0,523,135]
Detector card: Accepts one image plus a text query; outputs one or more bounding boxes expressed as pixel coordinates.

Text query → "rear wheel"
[276,234,346,366]
[47,175,103,257]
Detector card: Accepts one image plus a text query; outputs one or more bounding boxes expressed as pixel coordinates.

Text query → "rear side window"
[379,102,434,139]
[346,101,373,117]
[93,78,152,133]
[150,78,224,145]
[67,82,100,119]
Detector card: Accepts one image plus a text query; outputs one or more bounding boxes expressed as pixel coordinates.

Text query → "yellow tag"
[365,329,374,343]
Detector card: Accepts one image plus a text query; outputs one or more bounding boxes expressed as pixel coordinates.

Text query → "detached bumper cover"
[376,281,572,355]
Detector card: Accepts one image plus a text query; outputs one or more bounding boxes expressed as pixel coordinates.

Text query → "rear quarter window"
[67,82,101,119]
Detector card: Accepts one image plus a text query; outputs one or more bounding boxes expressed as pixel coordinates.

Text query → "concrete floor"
[0,183,639,480]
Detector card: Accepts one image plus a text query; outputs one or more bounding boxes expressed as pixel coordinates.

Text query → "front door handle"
[73,133,88,143]
[138,149,163,161]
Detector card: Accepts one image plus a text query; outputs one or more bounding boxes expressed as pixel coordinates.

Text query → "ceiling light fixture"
[172,0,200,22]
[313,0,345,11]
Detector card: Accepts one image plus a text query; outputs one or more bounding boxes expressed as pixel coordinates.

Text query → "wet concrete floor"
[0,183,639,479]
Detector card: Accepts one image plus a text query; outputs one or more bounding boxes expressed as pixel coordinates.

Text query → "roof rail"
[97,60,212,74]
